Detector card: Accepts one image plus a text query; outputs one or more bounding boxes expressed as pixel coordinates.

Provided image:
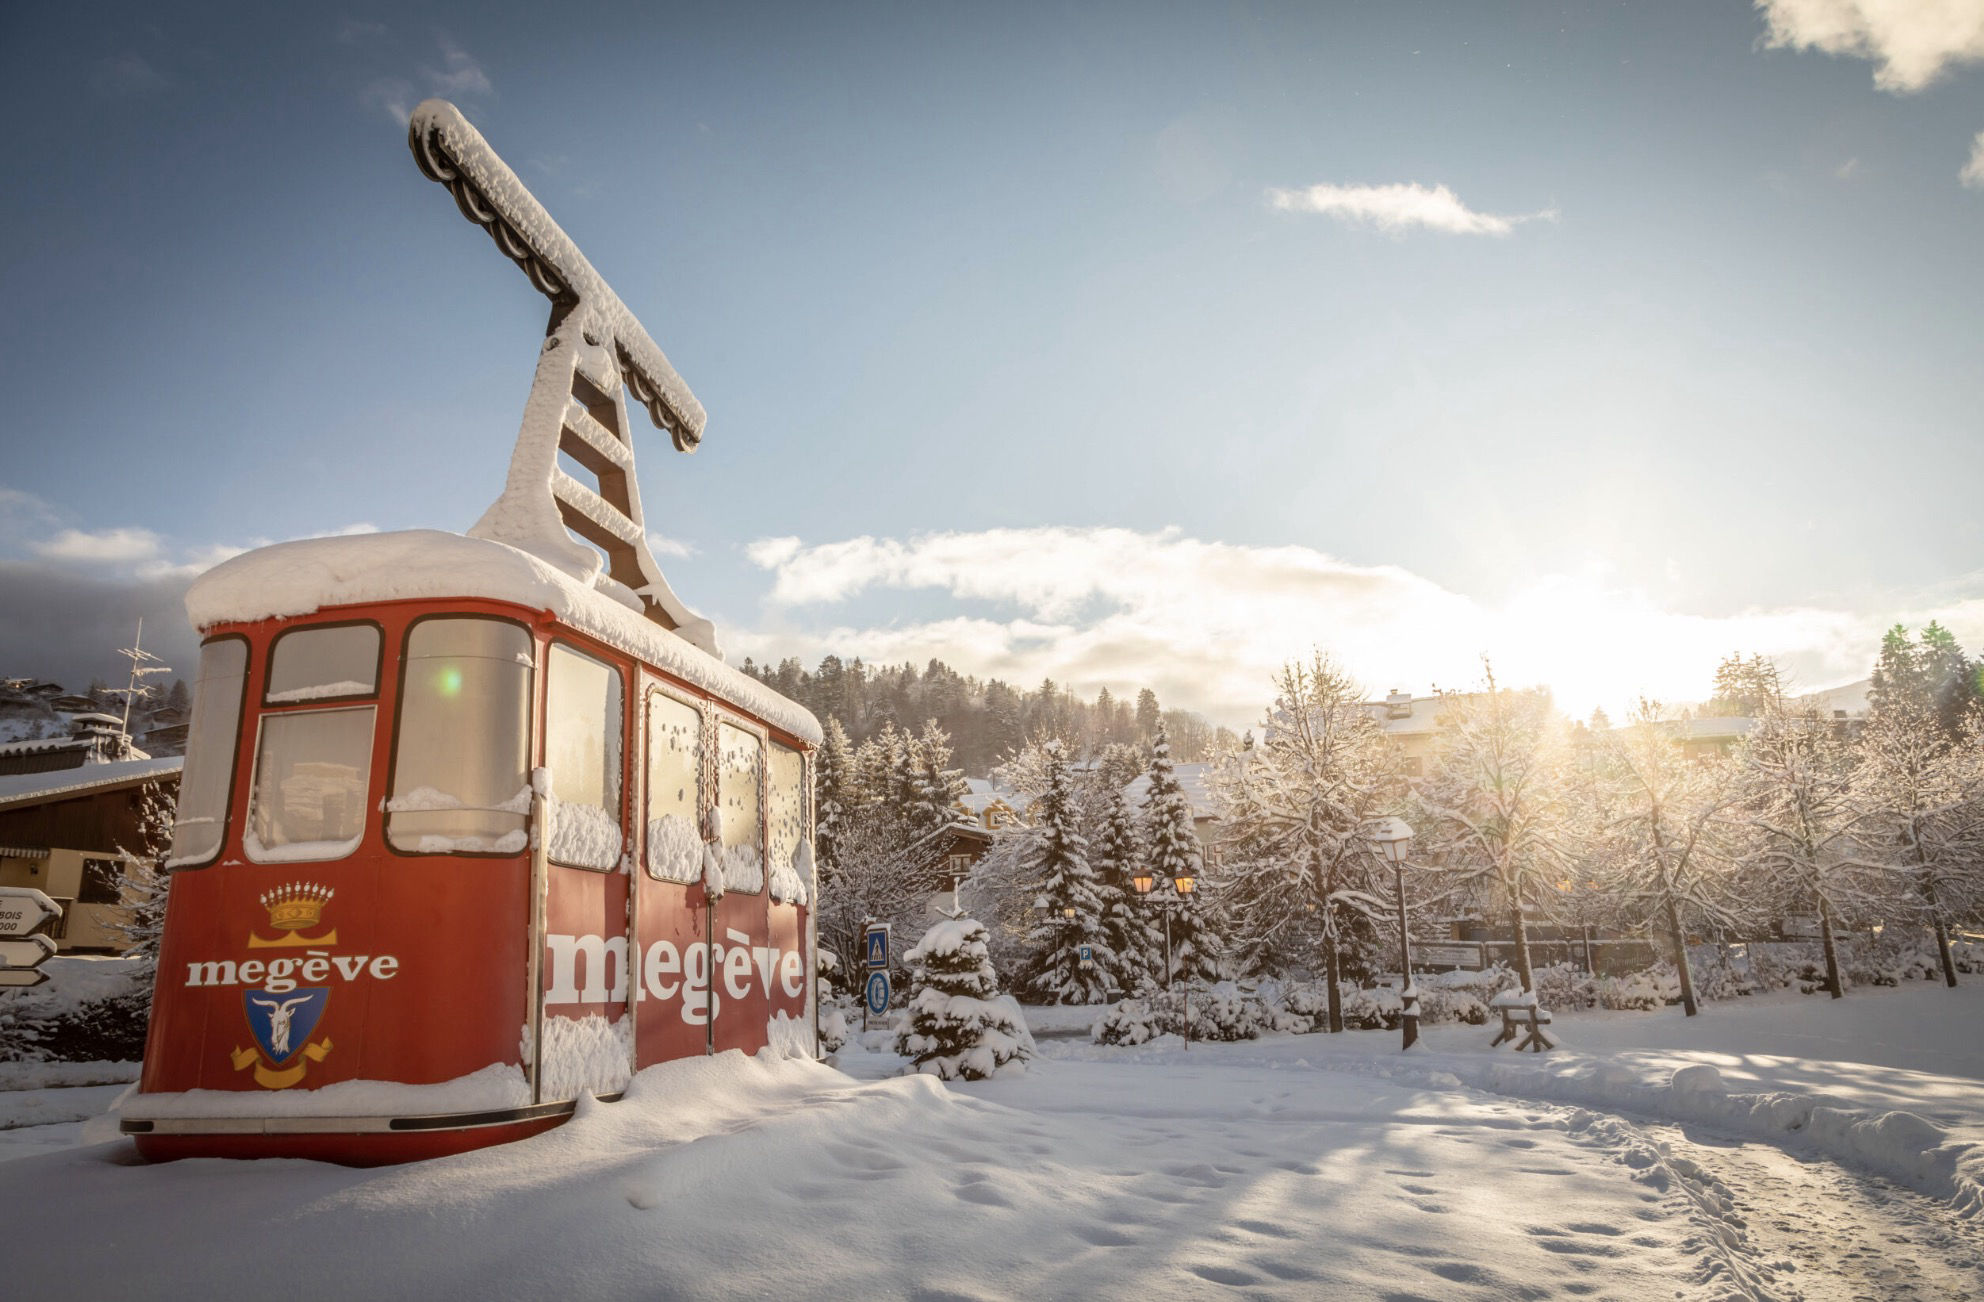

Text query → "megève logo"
[180,881,401,1090]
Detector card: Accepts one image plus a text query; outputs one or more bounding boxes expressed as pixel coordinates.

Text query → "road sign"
[0,968,50,989]
[0,934,57,968]
[863,923,890,970]
[1077,944,1094,970]
[0,887,60,939]
[862,970,892,1030]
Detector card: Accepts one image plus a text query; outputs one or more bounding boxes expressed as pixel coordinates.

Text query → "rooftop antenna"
[407,99,718,656]
[111,617,171,738]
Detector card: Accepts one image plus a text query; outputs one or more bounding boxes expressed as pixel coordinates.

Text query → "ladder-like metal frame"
[409,99,718,656]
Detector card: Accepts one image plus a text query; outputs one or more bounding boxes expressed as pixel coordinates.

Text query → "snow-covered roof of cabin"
[1123,762,1219,822]
[0,755,183,811]
[184,530,821,747]
[960,777,1029,817]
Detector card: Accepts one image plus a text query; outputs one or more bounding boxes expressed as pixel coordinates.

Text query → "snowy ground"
[3,983,1981,1300]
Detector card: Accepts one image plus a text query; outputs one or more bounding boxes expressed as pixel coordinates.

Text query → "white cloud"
[89,53,169,98]
[1757,0,1984,93]
[427,36,493,99]
[1267,182,1554,236]
[738,526,1982,728]
[1963,131,1984,188]
[34,528,162,564]
[648,532,696,559]
[358,35,492,125]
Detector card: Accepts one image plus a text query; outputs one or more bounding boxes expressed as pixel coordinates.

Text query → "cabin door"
[535,642,636,1101]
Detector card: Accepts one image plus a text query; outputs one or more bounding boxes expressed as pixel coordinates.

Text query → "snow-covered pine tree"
[1018,740,1116,1003]
[895,916,1034,1079]
[111,779,174,986]
[1412,666,1573,998]
[1092,776,1160,992]
[1212,654,1403,1030]
[1142,718,1218,984]
[905,720,969,844]
[814,717,855,889]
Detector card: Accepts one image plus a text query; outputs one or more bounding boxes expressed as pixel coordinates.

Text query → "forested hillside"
[739,655,1236,774]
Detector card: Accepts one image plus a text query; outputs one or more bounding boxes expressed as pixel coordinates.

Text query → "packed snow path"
[4,982,1982,1299]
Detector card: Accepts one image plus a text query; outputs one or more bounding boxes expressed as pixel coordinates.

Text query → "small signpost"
[1077,944,1094,970]
[0,887,60,990]
[862,921,892,1031]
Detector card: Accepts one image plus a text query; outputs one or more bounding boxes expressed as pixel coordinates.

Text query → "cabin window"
[245,706,376,862]
[546,643,624,870]
[717,722,763,893]
[167,636,248,869]
[386,618,534,855]
[644,691,701,883]
[265,623,380,704]
[767,743,805,900]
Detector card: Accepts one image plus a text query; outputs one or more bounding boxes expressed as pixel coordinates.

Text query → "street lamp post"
[1369,816,1418,1051]
[1131,865,1196,1048]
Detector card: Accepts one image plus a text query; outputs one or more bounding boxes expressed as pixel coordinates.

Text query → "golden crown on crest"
[261,882,335,932]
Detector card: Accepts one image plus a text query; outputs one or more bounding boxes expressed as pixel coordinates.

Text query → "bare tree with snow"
[1413,666,1574,998]
[1213,654,1405,1031]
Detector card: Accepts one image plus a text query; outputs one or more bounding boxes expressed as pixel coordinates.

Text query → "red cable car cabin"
[121,101,822,1164]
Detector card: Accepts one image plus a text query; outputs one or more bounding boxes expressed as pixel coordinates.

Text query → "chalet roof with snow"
[0,755,183,813]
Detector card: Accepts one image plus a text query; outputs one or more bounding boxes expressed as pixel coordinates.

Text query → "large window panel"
[167,637,248,868]
[718,722,763,893]
[546,644,624,870]
[386,619,534,855]
[266,624,380,704]
[767,743,807,903]
[644,692,701,883]
[246,706,375,863]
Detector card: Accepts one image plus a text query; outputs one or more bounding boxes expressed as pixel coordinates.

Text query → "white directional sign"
[0,934,58,967]
[0,887,61,938]
[0,968,50,989]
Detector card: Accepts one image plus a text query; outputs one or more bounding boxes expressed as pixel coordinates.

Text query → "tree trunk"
[1917,852,1960,990]
[1323,932,1344,1034]
[1818,896,1843,999]
[1663,893,1698,1016]
[1509,899,1535,995]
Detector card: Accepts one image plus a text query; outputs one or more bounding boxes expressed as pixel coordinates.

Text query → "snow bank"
[121,1063,530,1120]
[185,530,821,746]
[0,1060,140,1091]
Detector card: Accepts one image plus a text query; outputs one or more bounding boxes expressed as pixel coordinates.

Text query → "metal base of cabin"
[122,1099,590,1166]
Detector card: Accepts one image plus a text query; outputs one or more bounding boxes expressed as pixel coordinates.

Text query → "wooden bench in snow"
[1489,991,1555,1052]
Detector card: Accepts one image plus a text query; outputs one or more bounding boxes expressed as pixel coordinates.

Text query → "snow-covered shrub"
[815,949,851,1053]
[1951,939,1983,974]
[1415,985,1491,1025]
[1339,984,1402,1031]
[1187,981,1265,1041]
[895,918,1034,1080]
[1532,963,1599,1011]
[1594,969,1668,1011]
[1263,980,1330,1033]
[1093,998,1165,1046]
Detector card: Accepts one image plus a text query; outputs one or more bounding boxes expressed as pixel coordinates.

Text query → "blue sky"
[3,1,1982,726]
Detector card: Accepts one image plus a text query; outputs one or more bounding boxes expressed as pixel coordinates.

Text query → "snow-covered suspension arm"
[408,99,718,656]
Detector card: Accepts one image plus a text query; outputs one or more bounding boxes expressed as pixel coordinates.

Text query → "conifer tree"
[112,780,175,987]
[1142,718,1218,983]
[1092,778,1161,991]
[905,720,969,844]
[1018,741,1115,1003]
[895,917,1033,1079]
[814,718,855,888]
